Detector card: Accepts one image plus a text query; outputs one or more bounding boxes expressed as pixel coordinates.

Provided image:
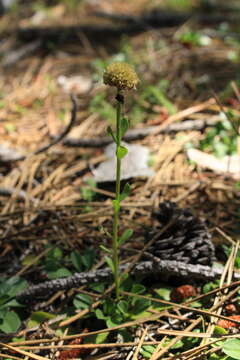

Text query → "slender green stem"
[112,92,123,299]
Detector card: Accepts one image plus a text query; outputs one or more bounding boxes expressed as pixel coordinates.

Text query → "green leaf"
[0,310,5,319]
[116,145,128,159]
[171,340,184,349]
[105,256,115,273]
[131,284,146,294]
[52,247,63,260]
[222,339,240,359]
[120,117,129,138]
[95,308,106,320]
[70,251,83,272]
[103,298,115,314]
[80,248,96,270]
[117,300,128,315]
[22,254,38,266]
[47,267,72,279]
[154,287,171,301]
[118,229,133,245]
[112,199,120,212]
[0,295,11,308]
[100,245,111,254]
[95,331,109,344]
[84,331,109,344]
[119,183,131,201]
[131,298,151,315]
[0,311,21,333]
[1,299,22,309]
[214,325,228,335]
[106,313,123,328]
[140,345,156,358]
[90,283,105,293]
[27,311,55,328]
[0,277,27,298]
[73,294,93,310]
[107,126,117,143]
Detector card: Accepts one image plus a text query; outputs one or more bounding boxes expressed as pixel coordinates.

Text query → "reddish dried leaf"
[225,304,237,315]
[226,98,240,109]
[217,315,240,329]
[58,329,89,360]
[170,285,197,302]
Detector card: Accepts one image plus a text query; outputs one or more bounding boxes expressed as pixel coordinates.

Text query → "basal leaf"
[70,251,83,272]
[73,293,93,310]
[222,339,240,359]
[0,311,21,333]
[47,268,72,279]
[117,300,128,315]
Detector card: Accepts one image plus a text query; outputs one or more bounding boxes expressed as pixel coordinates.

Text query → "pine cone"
[148,202,215,266]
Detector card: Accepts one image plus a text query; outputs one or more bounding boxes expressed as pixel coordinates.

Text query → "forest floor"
[0,1,240,359]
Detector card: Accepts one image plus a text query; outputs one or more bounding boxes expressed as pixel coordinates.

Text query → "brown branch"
[16,260,240,304]
[63,117,218,148]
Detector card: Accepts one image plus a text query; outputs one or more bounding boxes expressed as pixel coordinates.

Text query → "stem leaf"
[112,199,120,212]
[105,256,115,273]
[120,117,129,138]
[118,229,133,245]
[117,145,128,159]
[100,245,111,254]
[107,126,117,143]
[119,183,131,201]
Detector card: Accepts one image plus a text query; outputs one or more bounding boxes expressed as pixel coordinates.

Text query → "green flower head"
[103,62,139,91]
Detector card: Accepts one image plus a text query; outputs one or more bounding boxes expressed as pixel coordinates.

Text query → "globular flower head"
[103,62,139,91]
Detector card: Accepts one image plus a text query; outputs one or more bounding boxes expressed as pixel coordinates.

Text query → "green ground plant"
[0,277,27,333]
[199,116,237,157]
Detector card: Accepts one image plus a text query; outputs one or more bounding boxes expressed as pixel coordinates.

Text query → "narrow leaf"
[119,183,131,201]
[100,245,111,254]
[105,256,115,273]
[107,126,117,143]
[118,229,133,245]
[116,145,128,159]
[120,117,129,138]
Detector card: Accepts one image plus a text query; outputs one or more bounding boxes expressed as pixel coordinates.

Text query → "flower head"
[103,62,139,91]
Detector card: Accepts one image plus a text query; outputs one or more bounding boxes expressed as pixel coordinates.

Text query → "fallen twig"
[17,260,240,304]
[64,117,219,148]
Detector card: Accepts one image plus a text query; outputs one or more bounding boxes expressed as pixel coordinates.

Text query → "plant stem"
[112,91,123,299]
